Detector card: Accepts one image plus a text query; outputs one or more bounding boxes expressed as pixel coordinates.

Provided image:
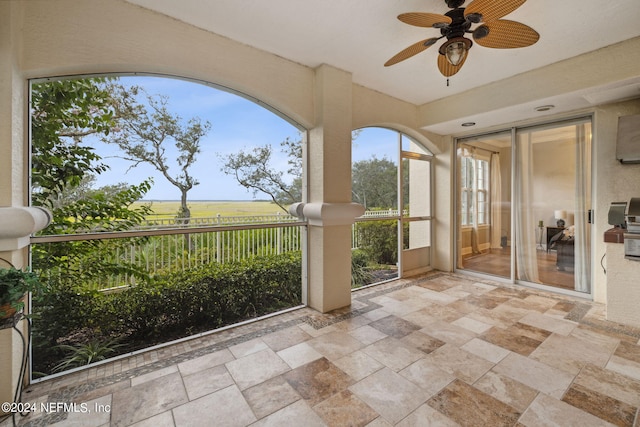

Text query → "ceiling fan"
[384,0,539,78]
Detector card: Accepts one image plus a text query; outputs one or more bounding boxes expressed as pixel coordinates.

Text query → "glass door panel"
[515,120,592,292]
[456,132,512,279]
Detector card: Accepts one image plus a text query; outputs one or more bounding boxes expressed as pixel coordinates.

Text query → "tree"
[31,78,152,233]
[31,78,114,206]
[352,156,398,209]
[220,130,361,212]
[105,85,211,222]
[220,136,301,212]
[30,77,153,289]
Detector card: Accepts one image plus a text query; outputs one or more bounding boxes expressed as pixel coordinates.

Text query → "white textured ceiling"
[126,0,640,132]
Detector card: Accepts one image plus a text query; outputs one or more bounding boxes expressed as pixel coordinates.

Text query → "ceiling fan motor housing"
[439,9,473,65]
[445,0,465,9]
[442,8,472,39]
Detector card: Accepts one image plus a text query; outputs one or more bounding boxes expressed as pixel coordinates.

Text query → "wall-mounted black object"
[608,202,627,228]
[616,114,640,164]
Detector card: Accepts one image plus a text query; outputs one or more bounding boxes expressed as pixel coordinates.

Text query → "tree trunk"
[180,190,191,225]
[179,189,194,251]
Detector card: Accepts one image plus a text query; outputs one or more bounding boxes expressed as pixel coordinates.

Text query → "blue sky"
[88,75,398,200]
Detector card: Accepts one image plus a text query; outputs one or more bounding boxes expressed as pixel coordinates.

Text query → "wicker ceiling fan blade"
[384,38,439,67]
[437,53,467,77]
[465,0,527,23]
[473,20,539,48]
[398,12,452,28]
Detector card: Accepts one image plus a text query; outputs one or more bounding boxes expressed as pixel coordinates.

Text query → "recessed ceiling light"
[534,105,555,112]
[461,122,476,127]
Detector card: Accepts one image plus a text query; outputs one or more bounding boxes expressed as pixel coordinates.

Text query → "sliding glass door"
[457,118,592,294]
[515,119,592,292]
[456,131,512,279]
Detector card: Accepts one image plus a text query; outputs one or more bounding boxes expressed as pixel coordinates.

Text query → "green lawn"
[133,200,286,219]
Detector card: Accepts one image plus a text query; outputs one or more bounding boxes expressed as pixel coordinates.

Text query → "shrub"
[53,338,124,372]
[33,252,302,374]
[351,249,372,288]
[356,220,398,265]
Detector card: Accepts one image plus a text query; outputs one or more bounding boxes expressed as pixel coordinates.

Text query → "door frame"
[454,115,594,299]
[399,148,435,277]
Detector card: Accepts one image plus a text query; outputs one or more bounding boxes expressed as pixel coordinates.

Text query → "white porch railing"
[31,210,402,290]
[137,209,403,229]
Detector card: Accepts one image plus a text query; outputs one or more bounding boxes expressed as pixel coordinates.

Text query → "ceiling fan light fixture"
[440,37,472,66]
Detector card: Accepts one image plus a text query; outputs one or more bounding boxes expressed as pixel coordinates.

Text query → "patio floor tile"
[11,272,640,427]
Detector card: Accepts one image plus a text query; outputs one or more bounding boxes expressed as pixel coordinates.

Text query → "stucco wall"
[19,0,315,129]
[0,2,29,408]
[0,2,25,208]
[593,99,640,305]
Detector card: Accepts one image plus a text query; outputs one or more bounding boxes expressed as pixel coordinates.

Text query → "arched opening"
[351,127,434,288]
[28,74,307,378]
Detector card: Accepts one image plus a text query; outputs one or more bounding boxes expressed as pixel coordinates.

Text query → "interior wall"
[531,138,576,229]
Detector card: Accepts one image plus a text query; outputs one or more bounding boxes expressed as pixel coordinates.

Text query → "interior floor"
[462,247,575,291]
[9,272,639,426]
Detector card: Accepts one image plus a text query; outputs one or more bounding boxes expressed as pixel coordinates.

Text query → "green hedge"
[33,252,301,373]
[356,220,398,265]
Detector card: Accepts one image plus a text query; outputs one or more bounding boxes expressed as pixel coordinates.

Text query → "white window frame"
[460,156,489,227]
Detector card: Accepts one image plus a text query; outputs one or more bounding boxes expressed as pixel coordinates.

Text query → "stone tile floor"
[3,272,640,426]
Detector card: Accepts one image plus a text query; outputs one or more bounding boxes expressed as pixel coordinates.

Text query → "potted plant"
[0,267,44,319]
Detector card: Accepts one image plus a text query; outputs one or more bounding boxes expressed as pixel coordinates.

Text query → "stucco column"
[305,65,363,313]
[0,0,31,413]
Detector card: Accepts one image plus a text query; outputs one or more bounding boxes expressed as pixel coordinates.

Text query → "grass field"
[132,200,286,219]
